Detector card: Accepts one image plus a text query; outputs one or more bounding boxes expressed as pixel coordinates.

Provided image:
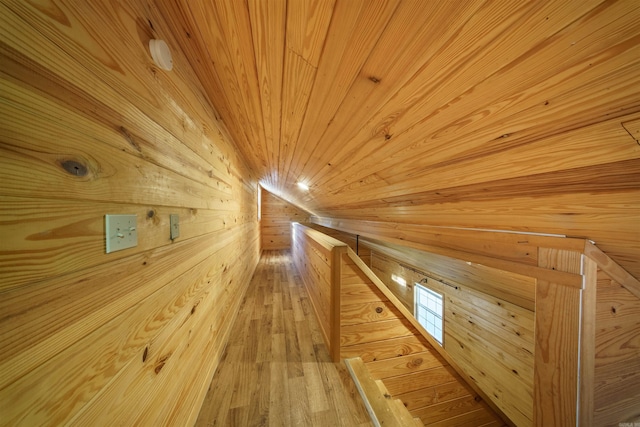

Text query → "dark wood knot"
[375,307,383,314]
[60,160,88,177]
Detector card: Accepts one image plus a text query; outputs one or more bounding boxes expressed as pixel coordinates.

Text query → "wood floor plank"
[288,375,312,426]
[247,362,271,426]
[269,360,291,427]
[195,250,372,426]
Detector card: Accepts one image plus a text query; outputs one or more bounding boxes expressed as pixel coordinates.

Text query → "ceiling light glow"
[297,182,309,191]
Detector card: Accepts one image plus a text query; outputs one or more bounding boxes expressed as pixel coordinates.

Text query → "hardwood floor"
[196,250,373,427]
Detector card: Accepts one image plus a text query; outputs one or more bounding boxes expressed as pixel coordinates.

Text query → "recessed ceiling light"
[149,39,173,71]
[297,182,309,191]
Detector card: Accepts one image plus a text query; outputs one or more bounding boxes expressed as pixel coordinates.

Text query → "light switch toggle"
[170,214,179,240]
[116,227,135,238]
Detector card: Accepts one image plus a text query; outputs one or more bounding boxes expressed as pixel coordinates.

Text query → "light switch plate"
[105,214,137,253]
[170,214,179,240]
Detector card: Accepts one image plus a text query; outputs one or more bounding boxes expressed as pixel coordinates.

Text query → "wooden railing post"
[291,223,347,363]
[329,246,345,362]
[534,248,595,426]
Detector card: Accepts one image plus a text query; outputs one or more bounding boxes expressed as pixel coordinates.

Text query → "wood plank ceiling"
[156,0,640,279]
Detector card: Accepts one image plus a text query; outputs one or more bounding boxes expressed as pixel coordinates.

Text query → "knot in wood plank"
[60,160,88,177]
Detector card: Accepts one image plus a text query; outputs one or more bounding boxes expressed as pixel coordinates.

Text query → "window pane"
[414,283,443,345]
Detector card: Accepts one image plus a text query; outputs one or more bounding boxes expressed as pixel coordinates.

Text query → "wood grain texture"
[340,336,429,363]
[196,251,373,427]
[579,256,597,426]
[294,223,504,425]
[593,271,640,425]
[0,1,260,425]
[349,232,534,425]
[362,236,536,311]
[312,216,585,288]
[159,0,640,282]
[533,248,583,427]
[345,357,414,427]
[4,1,639,425]
[341,300,402,326]
[291,222,346,360]
[261,188,310,250]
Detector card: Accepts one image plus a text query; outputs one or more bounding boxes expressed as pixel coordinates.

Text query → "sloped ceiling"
[157,0,640,279]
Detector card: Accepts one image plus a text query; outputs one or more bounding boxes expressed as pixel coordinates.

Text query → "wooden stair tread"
[365,350,446,379]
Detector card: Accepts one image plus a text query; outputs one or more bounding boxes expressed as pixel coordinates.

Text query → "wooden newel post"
[534,248,595,426]
[329,246,344,363]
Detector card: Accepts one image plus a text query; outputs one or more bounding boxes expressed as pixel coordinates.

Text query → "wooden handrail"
[294,222,348,251]
[584,241,640,298]
[344,247,515,426]
[298,222,640,425]
[312,217,585,287]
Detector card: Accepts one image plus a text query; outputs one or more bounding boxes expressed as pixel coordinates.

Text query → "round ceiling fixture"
[149,39,173,71]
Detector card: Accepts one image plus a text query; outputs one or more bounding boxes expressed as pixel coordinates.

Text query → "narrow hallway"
[196,250,373,426]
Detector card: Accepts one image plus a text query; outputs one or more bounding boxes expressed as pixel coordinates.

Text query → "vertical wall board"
[579,256,597,426]
[0,1,260,425]
[593,271,640,424]
[329,250,343,361]
[534,248,583,427]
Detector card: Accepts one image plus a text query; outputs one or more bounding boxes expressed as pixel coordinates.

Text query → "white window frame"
[257,186,262,221]
[414,283,444,346]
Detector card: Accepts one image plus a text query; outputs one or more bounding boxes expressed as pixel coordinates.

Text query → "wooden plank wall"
[593,271,640,424]
[442,279,534,427]
[311,218,550,308]
[159,0,640,284]
[305,224,534,425]
[367,250,534,426]
[261,188,310,250]
[339,254,504,427]
[0,1,260,425]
